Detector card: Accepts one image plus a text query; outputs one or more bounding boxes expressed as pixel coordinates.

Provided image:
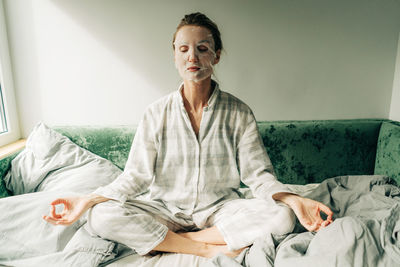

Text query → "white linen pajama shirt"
[88,82,295,255]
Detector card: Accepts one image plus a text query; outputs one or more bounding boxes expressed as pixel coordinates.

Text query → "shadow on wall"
[50,0,224,93]
[50,0,400,121]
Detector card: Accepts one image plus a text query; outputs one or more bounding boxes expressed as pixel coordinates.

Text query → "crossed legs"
[179,225,226,244]
[153,228,243,258]
[87,199,243,258]
[87,198,294,258]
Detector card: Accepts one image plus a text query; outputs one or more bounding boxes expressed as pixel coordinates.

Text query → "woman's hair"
[172,12,223,52]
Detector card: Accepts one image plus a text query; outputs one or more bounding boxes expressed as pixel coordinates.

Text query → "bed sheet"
[210,175,400,267]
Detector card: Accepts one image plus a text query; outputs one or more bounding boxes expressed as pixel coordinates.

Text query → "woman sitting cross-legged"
[43,12,333,259]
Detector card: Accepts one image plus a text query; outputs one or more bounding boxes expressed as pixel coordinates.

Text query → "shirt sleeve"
[93,109,158,203]
[237,111,293,202]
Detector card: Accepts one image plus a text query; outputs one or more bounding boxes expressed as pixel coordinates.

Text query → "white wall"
[3,0,400,137]
[390,32,400,121]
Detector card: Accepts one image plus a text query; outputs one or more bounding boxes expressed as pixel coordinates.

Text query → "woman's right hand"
[43,194,107,226]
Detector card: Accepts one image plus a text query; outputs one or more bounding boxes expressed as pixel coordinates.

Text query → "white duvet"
[0,122,319,267]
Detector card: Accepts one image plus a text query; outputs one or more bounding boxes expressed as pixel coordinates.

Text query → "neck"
[181,77,214,112]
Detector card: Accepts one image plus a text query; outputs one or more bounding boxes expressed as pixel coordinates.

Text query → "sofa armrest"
[0,151,22,198]
[375,121,400,185]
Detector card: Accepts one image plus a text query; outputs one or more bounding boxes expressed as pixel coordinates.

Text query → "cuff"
[255,182,295,204]
[92,186,128,204]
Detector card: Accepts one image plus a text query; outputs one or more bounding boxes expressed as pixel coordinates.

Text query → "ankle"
[200,243,215,258]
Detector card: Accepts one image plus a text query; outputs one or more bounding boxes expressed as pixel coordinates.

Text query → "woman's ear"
[214,49,221,64]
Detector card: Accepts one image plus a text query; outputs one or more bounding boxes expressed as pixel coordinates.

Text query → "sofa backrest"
[54,126,136,170]
[54,119,383,185]
[374,121,400,184]
[258,119,383,184]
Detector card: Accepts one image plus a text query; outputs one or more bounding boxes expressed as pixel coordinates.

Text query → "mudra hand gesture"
[43,195,93,225]
[273,193,333,232]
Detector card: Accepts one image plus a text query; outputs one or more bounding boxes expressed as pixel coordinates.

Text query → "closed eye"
[179,46,188,52]
[198,45,208,52]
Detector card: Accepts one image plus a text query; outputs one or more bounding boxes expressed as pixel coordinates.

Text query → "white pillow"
[5,122,122,195]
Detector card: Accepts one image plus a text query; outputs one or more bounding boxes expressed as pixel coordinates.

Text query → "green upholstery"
[259,119,383,184]
[53,120,383,185]
[374,121,400,184]
[0,152,20,197]
[1,119,398,198]
[53,126,136,170]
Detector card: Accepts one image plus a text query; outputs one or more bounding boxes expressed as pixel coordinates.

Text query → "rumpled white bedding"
[1,123,122,266]
[0,122,320,267]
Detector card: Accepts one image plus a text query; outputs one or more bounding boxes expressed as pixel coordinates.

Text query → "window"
[0,1,20,147]
[0,84,7,133]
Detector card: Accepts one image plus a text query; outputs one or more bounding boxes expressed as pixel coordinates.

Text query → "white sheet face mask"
[174,26,218,82]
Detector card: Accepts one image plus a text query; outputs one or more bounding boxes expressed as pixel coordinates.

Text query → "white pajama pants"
[86,198,295,255]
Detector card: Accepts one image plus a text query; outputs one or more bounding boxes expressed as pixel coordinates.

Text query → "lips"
[187,66,201,71]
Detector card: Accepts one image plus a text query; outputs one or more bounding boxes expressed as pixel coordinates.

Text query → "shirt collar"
[177,80,220,110]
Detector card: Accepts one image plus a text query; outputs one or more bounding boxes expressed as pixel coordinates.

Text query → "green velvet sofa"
[1,119,400,198]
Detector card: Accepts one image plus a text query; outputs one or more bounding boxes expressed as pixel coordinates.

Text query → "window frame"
[0,0,20,147]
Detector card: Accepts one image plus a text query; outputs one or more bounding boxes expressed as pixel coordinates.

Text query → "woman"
[43,12,333,259]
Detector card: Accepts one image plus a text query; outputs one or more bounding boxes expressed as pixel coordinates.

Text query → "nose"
[187,48,198,63]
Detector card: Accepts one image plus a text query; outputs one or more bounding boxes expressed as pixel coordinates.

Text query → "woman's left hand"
[273,193,333,232]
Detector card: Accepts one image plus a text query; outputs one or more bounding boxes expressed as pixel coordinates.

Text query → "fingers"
[50,205,62,219]
[50,198,65,206]
[50,198,70,209]
[302,211,332,232]
[306,214,333,232]
[316,203,334,229]
[43,215,66,225]
[306,220,320,232]
[45,199,70,225]
[295,198,334,233]
[305,220,329,232]
[310,219,332,232]
[43,215,59,225]
[42,215,73,226]
[49,198,71,217]
[318,203,334,221]
[321,220,331,227]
